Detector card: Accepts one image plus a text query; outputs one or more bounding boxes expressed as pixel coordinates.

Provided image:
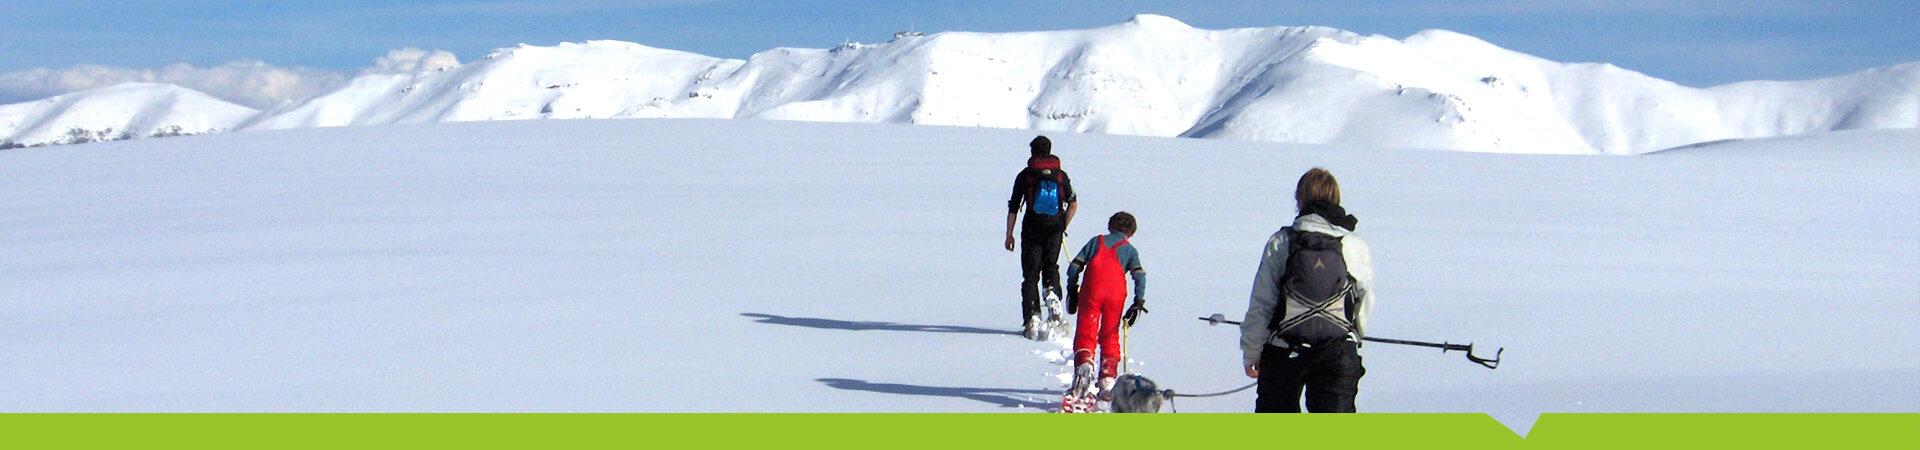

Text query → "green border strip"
[2,414,1913,449]
[1527,414,1920,448]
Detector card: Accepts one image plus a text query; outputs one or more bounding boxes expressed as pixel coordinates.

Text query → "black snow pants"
[1255,339,1365,413]
[1018,222,1065,325]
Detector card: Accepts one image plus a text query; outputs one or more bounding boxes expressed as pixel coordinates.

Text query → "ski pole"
[1198,314,1503,369]
[1358,336,1503,369]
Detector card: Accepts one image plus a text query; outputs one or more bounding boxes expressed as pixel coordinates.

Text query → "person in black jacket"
[1005,135,1078,340]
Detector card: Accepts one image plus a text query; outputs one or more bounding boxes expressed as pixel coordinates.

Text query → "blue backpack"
[1026,156,1065,218]
[1032,178,1062,216]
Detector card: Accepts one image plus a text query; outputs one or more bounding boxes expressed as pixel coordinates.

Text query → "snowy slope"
[230,15,1918,154]
[4,15,1917,153]
[0,83,258,147]
[2,119,1914,434]
[236,41,742,129]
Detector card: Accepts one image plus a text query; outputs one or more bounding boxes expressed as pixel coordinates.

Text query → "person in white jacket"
[1239,167,1375,413]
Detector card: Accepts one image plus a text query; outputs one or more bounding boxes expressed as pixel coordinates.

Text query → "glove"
[1123,299,1147,327]
[1066,289,1080,315]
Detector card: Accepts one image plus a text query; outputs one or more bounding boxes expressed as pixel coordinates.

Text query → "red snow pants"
[1074,236,1129,379]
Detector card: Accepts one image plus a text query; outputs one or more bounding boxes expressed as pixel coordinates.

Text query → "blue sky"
[3,0,1916,104]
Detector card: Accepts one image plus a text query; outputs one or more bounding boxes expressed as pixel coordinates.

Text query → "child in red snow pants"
[1075,234,1130,378]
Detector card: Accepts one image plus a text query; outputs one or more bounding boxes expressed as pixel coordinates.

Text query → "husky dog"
[1108,374,1167,413]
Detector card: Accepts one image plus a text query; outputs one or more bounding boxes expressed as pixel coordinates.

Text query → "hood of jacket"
[1291,212,1357,238]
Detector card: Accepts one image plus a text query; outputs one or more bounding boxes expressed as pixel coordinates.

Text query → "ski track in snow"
[1030,335,1074,412]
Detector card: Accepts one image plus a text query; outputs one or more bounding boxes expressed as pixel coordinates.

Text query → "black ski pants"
[1255,339,1365,413]
[1018,223,1065,324]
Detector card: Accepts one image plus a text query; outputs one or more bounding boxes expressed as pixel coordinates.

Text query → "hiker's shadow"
[818,378,1057,410]
[742,313,1017,336]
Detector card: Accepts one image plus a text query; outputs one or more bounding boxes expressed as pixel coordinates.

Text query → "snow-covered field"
[2,119,1915,433]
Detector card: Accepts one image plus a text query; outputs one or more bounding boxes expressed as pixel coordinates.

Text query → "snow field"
[1,119,1914,435]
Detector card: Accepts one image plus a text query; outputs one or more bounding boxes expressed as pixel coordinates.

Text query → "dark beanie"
[1030,135,1052,157]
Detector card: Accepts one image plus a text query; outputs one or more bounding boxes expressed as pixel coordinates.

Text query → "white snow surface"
[2,119,1915,434]
[5,15,1918,153]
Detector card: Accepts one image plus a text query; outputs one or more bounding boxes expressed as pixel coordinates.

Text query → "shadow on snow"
[741,313,1017,336]
[817,378,1057,410]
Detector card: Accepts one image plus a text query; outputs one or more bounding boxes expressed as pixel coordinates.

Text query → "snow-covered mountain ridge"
[4,15,1916,153]
[0,83,257,148]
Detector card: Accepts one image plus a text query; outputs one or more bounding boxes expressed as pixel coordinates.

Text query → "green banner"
[2,414,1914,449]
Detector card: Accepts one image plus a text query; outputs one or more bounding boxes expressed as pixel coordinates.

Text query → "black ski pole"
[1198,314,1502,369]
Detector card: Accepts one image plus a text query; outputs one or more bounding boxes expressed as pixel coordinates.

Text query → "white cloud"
[0,61,344,109]
[365,48,462,75]
[0,48,464,109]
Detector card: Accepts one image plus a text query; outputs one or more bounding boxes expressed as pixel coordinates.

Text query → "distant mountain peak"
[1,83,256,147]
[1123,13,1192,29]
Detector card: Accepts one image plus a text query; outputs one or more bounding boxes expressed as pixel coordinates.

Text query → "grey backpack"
[1266,228,1359,345]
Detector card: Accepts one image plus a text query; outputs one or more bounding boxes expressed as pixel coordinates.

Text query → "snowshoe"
[1036,290,1069,341]
[1060,392,1099,413]
[1058,363,1100,413]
